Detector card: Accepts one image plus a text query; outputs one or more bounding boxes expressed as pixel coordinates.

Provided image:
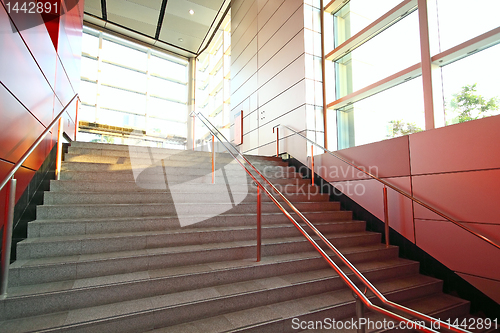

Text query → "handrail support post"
[383,186,389,248]
[311,145,315,186]
[212,135,215,184]
[356,296,366,333]
[1,178,17,297]
[55,118,63,180]
[256,186,262,262]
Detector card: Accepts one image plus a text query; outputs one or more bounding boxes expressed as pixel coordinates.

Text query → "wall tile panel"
[410,115,500,175]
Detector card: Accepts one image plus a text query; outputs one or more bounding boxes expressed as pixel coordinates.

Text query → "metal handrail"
[1,93,78,297]
[191,111,469,333]
[280,124,500,251]
[0,94,79,192]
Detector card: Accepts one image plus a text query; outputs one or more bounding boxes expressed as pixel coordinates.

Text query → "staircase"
[0,142,483,332]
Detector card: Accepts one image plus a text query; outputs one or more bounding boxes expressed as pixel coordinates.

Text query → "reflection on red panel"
[7,7,58,91]
[0,6,56,128]
[315,135,411,182]
[409,115,500,175]
[55,55,75,107]
[0,160,35,210]
[0,84,49,170]
[415,219,500,281]
[412,169,500,224]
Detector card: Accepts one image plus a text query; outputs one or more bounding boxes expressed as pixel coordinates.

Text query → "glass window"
[98,109,145,129]
[148,97,187,122]
[337,77,425,149]
[81,33,99,57]
[80,27,189,140]
[334,0,404,47]
[101,39,148,71]
[429,0,500,55]
[150,55,187,82]
[79,104,97,123]
[441,44,500,125]
[79,81,98,105]
[149,76,187,102]
[100,62,147,93]
[80,57,98,81]
[148,118,187,137]
[335,11,421,98]
[99,85,147,115]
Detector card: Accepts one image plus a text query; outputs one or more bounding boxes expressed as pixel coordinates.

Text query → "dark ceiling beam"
[197,0,228,55]
[197,2,231,56]
[101,0,107,20]
[155,0,169,40]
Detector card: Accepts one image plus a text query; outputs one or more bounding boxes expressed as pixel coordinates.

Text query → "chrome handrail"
[280,124,500,251]
[1,93,78,297]
[191,111,469,333]
[0,94,79,192]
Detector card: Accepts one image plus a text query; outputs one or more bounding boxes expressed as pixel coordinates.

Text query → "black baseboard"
[5,143,66,261]
[286,156,500,319]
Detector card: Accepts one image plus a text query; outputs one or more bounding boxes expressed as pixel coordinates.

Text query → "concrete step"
[148,275,446,333]
[307,293,471,333]
[48,180,320,195]
[67,147,286,166]
[28,212,356,238]
[64,152,289,169]
[17,227,381,260]
[0,274,442,332]
[8,241,399,287]
[36,201,341,220]
[0,258,419,322]
[59,170,305,184]
[69,141,281,162]
[61,161,298,176]
[43,190,330,205]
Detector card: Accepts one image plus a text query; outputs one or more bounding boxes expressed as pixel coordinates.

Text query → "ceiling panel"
[84,0,102,18]
[186,0,224,11]
[83,0,230,57]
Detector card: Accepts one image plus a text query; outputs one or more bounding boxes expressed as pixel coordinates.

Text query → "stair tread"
[21,221,357,242]
[11,241,395,270]
[6,257,417,298]
[28,212,355,225]
[0,273,442,333]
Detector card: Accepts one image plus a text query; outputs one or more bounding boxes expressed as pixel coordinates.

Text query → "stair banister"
[277,124,500,251]
[0,94,79,297]
[190,111,470,333]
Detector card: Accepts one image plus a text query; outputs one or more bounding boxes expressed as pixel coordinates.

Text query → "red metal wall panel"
[0,5,56,128]
[412,169,500,225]
[409,115,500,175]
[0,82,49,170]
[315,135,411,182]
[5,7,58,91]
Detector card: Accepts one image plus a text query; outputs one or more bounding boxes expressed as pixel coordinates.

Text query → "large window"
[79,27,189,147]
[326,0,500,150]
[195,10,231,147]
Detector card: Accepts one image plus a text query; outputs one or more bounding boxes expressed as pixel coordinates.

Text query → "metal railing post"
[212,134,215,184]
[55,118,63,180]
[1,178,17,297]
[356,295,366,333]
[311,145,315,186]
[383,185,390,248]
[257,185,262,262]
[74,98,79,141]
[273,126,279,157]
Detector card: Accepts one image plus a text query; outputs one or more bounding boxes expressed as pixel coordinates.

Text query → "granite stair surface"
[0,141,480,332]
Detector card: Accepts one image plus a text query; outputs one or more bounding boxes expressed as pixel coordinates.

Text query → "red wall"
[0,1,83,220]
[309,115,500,303]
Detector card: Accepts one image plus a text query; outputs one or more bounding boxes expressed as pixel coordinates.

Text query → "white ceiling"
[83,0,230,58]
